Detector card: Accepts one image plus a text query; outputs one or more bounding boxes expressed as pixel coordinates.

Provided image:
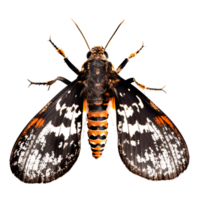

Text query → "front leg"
[46,34,80,75]
[116,40,150,73]
[133,77,169,94]
[25,76,71,92]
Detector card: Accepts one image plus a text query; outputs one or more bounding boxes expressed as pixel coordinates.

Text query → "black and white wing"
[115,80,189,180]
[10,81,84,183]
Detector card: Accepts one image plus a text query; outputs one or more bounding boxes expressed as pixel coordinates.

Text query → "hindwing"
[115,80,189,180]
[10,81,83,183]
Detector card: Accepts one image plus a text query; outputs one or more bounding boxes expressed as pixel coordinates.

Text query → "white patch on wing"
[56,100,82,136]
[146,165,156,178]
[63,142,68,148]
[70,141,74,146]
[13,134,35,164]
[119,104,134,117]
[127,121,151,137]
[136,96,144,109]
[119,92,125,97]
[64,104,80,119]
[31,122,69,156]
[117,109,128,133]
[56,99,67,116]
[136,154,146,163]
[25,151,63,180]
[123,139,129,144]
[56,99,81,122]
[117,103,150,137]
[58,142,63,148]
[130,140,136,146]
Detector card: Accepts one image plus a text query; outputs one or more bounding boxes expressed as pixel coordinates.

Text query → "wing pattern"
[10,81,83,183]
[115,81,189,180]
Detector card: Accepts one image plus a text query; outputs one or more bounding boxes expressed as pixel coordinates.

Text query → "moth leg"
[133,77,169,94]
[46,34,80,75]
[25,76,71,92]
[117,40,150,73]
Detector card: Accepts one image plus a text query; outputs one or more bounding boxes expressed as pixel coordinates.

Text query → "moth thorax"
[87,58,108,97]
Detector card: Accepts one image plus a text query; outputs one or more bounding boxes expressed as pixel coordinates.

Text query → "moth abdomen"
[87,103,108,159]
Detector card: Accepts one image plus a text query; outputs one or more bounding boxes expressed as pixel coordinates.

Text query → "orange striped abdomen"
[88,109,108,159]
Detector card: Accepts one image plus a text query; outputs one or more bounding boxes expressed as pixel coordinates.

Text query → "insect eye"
[84,51,91,59]
[103,50,111,58]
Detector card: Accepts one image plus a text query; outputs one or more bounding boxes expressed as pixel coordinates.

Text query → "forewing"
[115,81,189,180]
[10,81,83,183]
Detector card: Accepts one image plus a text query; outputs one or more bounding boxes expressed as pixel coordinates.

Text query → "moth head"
[86,46,108,59]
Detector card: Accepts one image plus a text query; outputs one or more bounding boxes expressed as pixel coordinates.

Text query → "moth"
[10,20,189,183]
